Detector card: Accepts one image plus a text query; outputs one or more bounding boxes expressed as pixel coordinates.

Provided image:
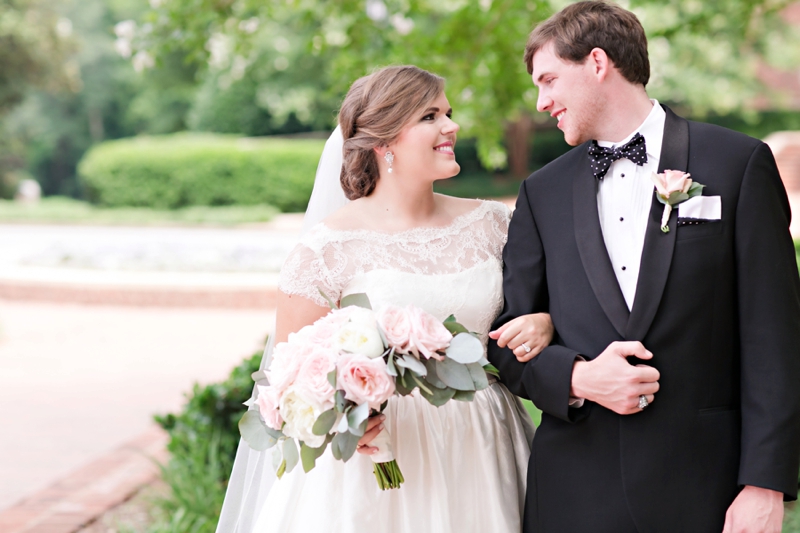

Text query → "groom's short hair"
[524,0,650,87]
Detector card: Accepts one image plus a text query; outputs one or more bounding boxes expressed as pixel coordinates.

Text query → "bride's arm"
[274,291,330,344]
[489,313,554,362]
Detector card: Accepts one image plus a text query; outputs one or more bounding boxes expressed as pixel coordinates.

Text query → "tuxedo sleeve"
[735,142,800,500]
[488,179,583,422]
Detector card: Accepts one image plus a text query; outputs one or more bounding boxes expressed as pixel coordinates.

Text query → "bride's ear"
[374,145,389,158]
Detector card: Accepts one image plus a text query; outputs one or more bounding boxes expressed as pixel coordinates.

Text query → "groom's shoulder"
[686,117,762,151]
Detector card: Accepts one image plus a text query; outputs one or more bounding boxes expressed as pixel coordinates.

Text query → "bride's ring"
[638,395,649,410]
[521,343,532,353]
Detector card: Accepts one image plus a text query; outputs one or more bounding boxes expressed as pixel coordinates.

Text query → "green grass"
[0,197,278,226]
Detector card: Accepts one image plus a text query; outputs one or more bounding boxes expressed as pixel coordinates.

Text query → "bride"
[217,65,552,533]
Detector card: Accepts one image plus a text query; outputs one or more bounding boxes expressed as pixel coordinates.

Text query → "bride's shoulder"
[437,196,512,228]
[317,199,371,232]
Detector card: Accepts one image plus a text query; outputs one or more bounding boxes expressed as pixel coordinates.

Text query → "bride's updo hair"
[338,65,445,200]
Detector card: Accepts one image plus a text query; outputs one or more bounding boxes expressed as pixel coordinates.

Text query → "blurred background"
[1,0,800,531]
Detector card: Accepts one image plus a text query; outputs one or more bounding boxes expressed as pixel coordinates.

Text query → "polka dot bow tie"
[587,132,648,179]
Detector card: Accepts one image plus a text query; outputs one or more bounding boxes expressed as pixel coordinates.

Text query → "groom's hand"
[570,341,660,415]
[722,485,783,533]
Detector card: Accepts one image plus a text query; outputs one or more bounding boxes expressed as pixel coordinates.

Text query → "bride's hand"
[356,414,385,455]
[489,313,554,362]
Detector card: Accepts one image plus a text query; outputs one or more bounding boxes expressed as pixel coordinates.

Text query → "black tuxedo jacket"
[488,106,800,532]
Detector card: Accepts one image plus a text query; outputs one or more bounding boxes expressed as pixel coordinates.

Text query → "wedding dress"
[247,200,534,533]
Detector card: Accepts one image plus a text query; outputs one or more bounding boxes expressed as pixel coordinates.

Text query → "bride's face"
[387,92,461,182]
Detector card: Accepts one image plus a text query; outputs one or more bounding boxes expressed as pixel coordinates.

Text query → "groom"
[488,2,800,532]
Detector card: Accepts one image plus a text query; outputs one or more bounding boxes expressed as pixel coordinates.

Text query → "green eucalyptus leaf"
[467,362,490,390]
[419,383,456,406]
[238,410,278,451]
[340,293,372,309]
[443,321,469,335]
[395,354,427,376]
[453,390,476,402]
[335,389,347,412]
[327,369,337,388]
[301,441,328,473]
[445,333,484,364]
[444,314,457,323]
[423,357,447,389]
[476,356,490,367]
[410,373,434,395]
[347,402,370,435]
[312,409,338,436]
[276,459,286,479]
[331,436,342,460]
[250,370,268,382]
[317,288,339,310]
[332,430,360,462]
[283,438,299,473]
[395,372,416,395]
[386,350,398,377]
[435,357,475,391]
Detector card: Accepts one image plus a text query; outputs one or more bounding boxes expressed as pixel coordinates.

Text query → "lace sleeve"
[278,240,343,307]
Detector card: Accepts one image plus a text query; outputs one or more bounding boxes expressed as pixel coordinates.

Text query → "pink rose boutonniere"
[650,169,705,233]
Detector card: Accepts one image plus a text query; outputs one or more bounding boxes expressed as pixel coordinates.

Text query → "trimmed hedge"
[77,133,325,211]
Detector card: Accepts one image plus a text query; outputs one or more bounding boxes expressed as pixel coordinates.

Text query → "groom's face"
[531,42,603,146]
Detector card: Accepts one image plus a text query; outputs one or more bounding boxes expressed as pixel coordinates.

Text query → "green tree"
[135,0,800,175]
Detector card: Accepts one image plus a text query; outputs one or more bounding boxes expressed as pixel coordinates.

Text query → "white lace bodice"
[279,200,511,340]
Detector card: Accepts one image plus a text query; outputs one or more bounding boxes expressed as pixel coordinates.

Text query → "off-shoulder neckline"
[309,200,508,242]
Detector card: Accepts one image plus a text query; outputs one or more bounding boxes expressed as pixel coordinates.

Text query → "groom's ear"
[588,47,611,82]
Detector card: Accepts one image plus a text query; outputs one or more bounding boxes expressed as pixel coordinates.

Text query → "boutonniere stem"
[650,170,705,233]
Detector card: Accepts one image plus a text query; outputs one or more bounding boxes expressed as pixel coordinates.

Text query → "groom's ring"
[638,395,649,410]
[521,343,532,353]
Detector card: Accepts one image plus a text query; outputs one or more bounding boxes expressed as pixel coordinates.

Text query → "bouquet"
[238,292,498,490]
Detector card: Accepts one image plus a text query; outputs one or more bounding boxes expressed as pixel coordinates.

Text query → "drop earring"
[384,151,394,173]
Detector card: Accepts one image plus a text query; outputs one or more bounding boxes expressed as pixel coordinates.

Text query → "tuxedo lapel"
[573,151,630,338]
[626,107,689,341]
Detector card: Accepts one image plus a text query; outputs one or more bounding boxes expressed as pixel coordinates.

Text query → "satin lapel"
[573,149,630,338]
[626,107,689,341]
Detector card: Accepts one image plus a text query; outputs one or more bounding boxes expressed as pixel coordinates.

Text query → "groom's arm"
[734,142,800,500]
[488,179,584,422]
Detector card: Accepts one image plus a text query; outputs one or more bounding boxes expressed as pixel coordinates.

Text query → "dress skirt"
[253,379,534,533]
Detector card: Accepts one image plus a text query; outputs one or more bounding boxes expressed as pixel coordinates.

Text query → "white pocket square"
[679,195,721,220]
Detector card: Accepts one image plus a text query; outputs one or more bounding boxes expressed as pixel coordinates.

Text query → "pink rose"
[255,385,283,430]
[377,305,412,352]
[266,340,311,392]
[407,306,452,361]
[294,348,337,410]
[337,352,396,409]
[651,169,692,200]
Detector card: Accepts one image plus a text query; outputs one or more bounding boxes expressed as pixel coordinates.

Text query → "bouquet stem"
[373,460,404,490]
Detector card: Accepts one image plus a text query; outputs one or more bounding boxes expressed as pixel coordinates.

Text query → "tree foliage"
[0,0,78,115]
[134,0,800,169]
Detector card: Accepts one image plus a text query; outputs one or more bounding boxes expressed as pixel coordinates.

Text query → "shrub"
[78,134,325,211]
[145,350,262,531]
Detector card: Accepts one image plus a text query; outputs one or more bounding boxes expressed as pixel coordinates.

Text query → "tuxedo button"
[620,217,624,222]
[621,173,625,178]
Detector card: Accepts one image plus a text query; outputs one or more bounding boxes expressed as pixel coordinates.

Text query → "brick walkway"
[0,427,167,533]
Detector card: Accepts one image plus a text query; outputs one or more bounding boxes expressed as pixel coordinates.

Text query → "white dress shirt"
[596,101,665,310]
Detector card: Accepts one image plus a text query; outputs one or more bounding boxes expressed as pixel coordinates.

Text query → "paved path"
[0,300,275,512]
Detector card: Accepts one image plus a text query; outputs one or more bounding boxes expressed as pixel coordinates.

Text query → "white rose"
[335,320,385,358]
[279,386,326,448]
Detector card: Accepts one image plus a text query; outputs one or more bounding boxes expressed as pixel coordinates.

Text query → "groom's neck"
[594,84,654,144]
